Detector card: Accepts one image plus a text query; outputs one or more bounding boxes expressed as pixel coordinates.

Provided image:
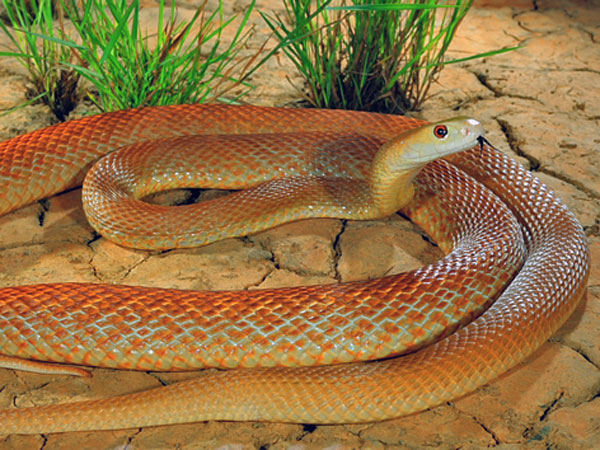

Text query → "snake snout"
[461,118,485,139]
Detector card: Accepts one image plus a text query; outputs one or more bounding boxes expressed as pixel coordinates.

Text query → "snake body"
[0,105,590,433]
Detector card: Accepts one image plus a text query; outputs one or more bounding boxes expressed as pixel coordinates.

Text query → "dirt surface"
[0,0,599,448]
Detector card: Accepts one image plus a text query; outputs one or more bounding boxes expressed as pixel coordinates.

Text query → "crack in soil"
[123,428,143,449]
[552,337,600,370]
[538,166,600,200]
[86,231,102,246]
[87,250,101,281]
[353,425,394,447]
[448,402,502,446]
[86,238,154,283]
[147,372,168,387]
[577,26,598,45]
[227,239,278,285]
[301,423,317,435]
[496,118,541,170]
[250,228,341,280]
[473,416,501,446]
[244,238,278,288]
[119,254,155,282]
[39,434,48,450]
[482,113,598,200]
[591,212,600,235]
[36,199,51,227]
[247,263,276,289]
[473,71,499,97]
[473,71,544,105]
[539,392,564,422]
[332,219,347,282]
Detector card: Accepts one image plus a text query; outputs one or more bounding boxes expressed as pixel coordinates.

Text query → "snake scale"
[0,104,590,434]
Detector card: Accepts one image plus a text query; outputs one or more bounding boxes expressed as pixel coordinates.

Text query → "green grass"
[0,0,80,119]
[0,0,264,117]
[1,0,517,118]
[263,0,518,113]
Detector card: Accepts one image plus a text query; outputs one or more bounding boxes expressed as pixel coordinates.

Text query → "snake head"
[387,117,485,170]
[370,117,485,216]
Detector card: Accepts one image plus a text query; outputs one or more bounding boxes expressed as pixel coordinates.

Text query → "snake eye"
[433,125,448,139]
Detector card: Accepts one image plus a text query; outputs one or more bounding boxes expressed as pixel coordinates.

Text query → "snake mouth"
[478,135,485,155]
[477,135,500,156]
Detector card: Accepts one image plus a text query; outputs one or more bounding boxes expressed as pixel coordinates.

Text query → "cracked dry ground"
[0,0,599,448]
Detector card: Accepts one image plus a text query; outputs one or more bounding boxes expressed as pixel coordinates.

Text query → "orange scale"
[137,355,158,369]
[104,352,119,362]
[357,318,376,332]
[406,310,426,322]
[137,328,151,337]
[53,328,68,339]
[453,295,472,309]
[409,327,428,340]
[189,330,209,342]
[442,290,456,301]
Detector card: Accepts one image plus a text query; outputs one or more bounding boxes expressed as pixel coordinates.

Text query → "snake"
[0,104,590,434]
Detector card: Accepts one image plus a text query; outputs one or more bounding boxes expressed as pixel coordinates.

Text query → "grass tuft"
[263,0,518,113]
[0,0,80,119]
[0,0,265,117]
